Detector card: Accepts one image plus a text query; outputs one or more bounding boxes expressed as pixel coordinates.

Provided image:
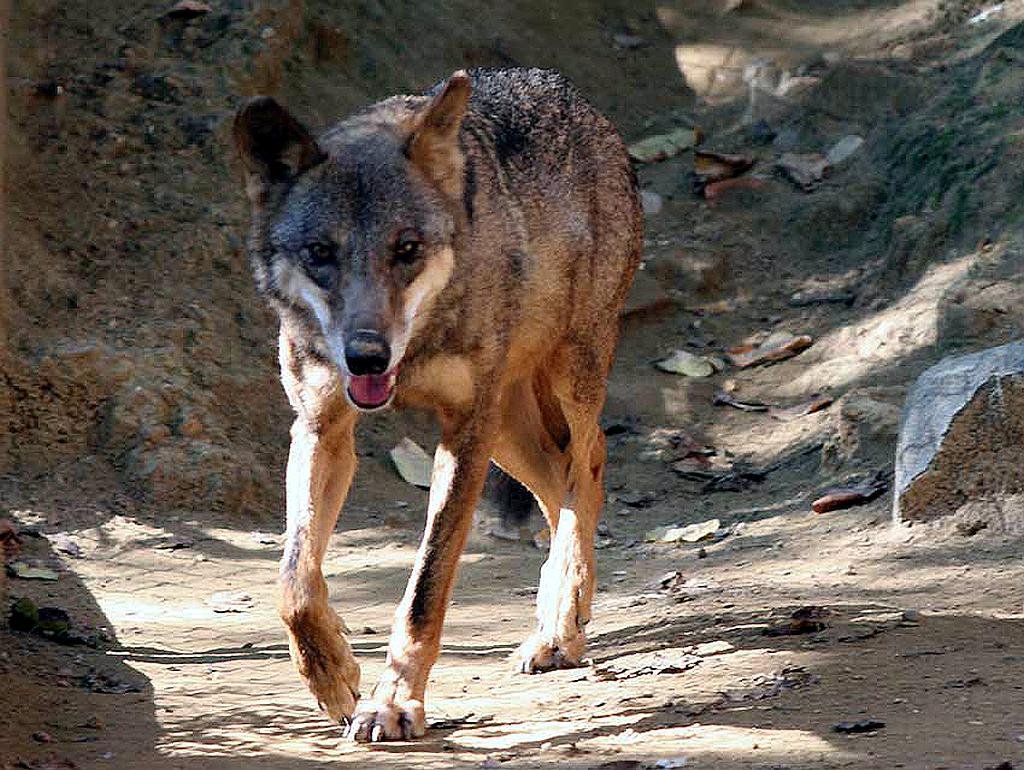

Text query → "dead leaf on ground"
[7,561,59,581]
[833,719,886,734]
[645,518,720,544]
[714,390,769,412]
[812,472,887,513]
[628,127,701,163]
[763,605,830,636]
[778,152,830,189]
[769,394,834,421]
[390,437,433,488]
[704,176,767,202]
[163,0,212,20]
[655,349,715,377]
[154,536,194,550]
[728,332,813,368]
[692,150,755,196]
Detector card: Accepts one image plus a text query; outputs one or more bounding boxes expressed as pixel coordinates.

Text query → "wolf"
[233,67,643,742]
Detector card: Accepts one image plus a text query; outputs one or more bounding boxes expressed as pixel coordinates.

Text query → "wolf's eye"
[393,231,422,265]
[300,242,336,268]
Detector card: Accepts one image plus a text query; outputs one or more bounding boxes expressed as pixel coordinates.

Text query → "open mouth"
[346,370,397,411]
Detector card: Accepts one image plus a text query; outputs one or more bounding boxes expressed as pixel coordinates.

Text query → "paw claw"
[346,698,426,742]
[514,632,586,674]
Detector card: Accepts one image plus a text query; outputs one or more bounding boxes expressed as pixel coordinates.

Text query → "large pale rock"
[894,341,1024,523]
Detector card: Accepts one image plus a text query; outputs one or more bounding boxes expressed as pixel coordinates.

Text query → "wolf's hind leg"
[514,350,608,673]
[279,395,361,723]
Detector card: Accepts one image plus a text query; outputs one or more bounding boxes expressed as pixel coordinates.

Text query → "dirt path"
[5,1,1024,769]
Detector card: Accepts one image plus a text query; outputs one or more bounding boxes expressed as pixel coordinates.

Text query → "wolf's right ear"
[233,97,324,200]
[406,71,471,200]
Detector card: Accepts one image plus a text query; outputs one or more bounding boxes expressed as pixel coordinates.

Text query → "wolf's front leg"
[347,417,493,742]
[280,409,361,723]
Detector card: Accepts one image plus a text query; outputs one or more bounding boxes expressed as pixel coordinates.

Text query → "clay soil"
[3,1,1024,769]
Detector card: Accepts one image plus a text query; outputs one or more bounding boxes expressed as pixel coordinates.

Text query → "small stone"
[901,609,921,623]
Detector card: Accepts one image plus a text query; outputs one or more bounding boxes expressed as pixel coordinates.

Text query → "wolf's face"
[235,74,470,411]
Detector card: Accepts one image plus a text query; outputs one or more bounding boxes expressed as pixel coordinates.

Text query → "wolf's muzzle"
[344,330,391,376]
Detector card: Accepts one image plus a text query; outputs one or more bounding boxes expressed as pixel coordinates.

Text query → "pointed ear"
[406,70,471,199]
[233,97,324,199]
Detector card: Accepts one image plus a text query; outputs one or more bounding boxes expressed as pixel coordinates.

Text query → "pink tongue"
[347,373,393,408]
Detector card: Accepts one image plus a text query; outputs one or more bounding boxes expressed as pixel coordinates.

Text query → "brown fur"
[234,67,643,742]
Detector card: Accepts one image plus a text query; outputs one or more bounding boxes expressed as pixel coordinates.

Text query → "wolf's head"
[234,72,471,412]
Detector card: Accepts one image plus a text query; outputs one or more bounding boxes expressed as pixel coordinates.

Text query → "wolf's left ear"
[406,70,471,199]
[234,97,324,201]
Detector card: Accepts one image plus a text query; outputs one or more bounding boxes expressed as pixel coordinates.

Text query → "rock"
[894,341,1024,523]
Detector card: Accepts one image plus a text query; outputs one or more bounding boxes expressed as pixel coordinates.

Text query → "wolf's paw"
[285,611,361,723]
[345,697,426,742]
[513,631,587,674]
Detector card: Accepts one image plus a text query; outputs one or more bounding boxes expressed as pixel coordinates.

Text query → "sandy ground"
[4,1,1024,768]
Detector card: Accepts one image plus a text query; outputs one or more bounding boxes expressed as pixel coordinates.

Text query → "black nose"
[344,330,391,376]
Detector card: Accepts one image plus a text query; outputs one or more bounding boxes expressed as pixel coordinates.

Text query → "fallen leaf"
[612,33,646,49]
[812,472,887,513]
[7,561,59,581]
[655,350,714,378]
[692,150,755,195]
[727,332,813,368]
[825,135,864,167]
[763,606,830,636]
[646,518,720,543]
[778,152,830,189]
[833,719,885,734]
[163,0,212,20]
[714,390,769,412]
[628,127,701,164]
[769,394,833,421]
[704,176,767,202]
[390,437,433,488]
[154,536,194,551]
